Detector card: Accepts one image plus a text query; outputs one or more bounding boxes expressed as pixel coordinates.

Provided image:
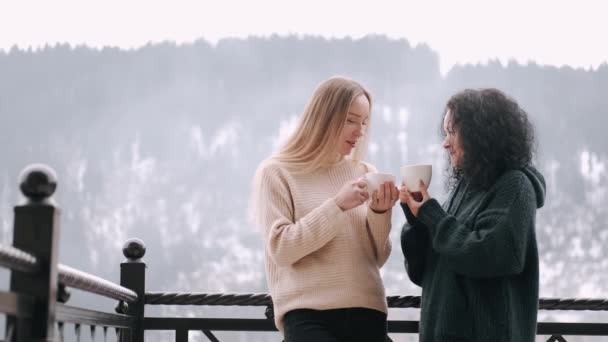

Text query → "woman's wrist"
[370,206,388,214]
[334,197,346,211]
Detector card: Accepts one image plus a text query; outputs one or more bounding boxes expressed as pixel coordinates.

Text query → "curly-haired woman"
[400,88,546,342]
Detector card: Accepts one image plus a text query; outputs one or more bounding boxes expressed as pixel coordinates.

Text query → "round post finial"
[123,238,146,262]
[19,164,57,203]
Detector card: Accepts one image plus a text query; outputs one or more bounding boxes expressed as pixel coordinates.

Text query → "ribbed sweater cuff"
[400,202,423,226]
[417,199,448,237]
[367,207,392,236]
[311,198,350,237]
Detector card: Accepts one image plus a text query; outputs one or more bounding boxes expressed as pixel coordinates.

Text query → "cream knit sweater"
[253,157,392,332]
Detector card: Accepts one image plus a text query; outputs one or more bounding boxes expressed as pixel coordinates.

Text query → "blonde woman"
[252,76,398,342]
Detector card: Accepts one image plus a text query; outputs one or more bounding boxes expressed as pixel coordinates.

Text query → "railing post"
[7,164,60,342]
[119,238,147,342]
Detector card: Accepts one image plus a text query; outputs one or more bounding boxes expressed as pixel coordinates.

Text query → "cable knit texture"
[254,158,392,332]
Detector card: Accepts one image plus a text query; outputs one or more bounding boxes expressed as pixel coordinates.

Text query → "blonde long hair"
[273,76,372,173]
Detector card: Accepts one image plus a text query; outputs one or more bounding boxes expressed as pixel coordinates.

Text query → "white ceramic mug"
[364,172,396,196]
[400,164,432,191]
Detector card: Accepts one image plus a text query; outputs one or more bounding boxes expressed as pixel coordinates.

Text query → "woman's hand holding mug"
[334,178,369,211]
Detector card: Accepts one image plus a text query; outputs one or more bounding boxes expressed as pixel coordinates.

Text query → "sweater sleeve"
[416,173,536,278]
[255,163,350,267]
[361,161,392,267]
[400,203,431,286]
[402,201,424,227]
[366,208,392,267]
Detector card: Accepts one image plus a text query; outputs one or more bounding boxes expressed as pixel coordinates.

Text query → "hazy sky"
[2,0,606,74]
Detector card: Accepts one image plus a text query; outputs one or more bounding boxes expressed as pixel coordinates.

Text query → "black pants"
[283,307,388,342]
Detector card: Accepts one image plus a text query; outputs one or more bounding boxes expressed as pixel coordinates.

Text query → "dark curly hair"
[443,88,536,190]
